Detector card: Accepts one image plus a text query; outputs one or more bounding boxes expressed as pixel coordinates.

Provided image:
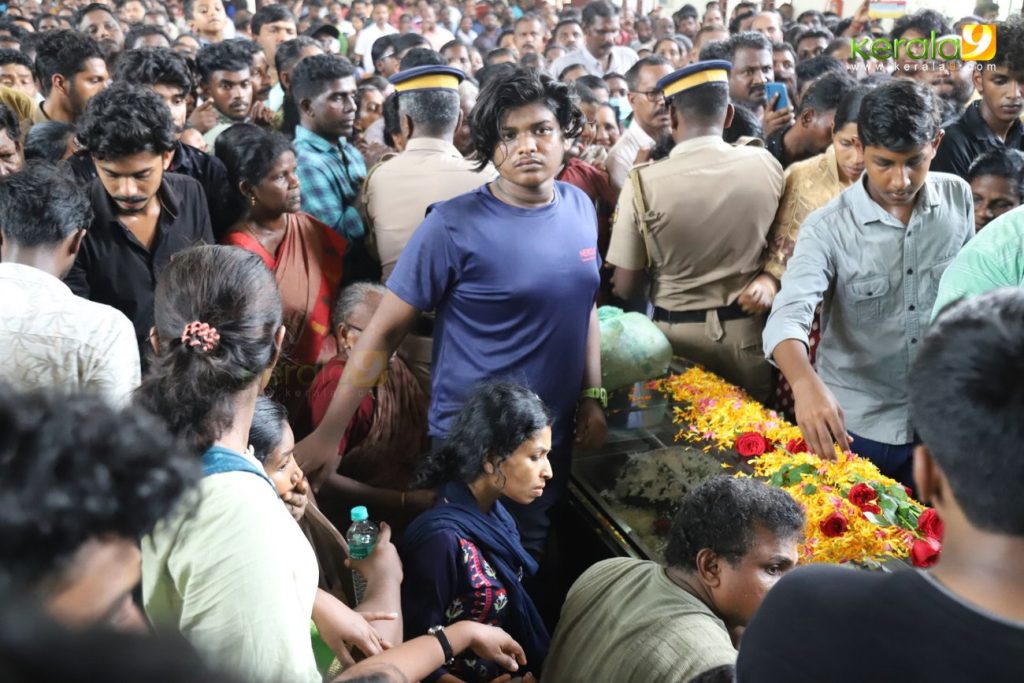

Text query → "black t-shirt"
[736,565,1024,683]
[931,100,1024,180]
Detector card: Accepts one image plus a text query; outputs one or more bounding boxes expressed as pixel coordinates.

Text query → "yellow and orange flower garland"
[654,367,944,567]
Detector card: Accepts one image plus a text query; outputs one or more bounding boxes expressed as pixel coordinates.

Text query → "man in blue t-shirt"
[294,66,607,555]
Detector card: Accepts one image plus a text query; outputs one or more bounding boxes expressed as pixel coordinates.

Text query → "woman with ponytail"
[137,246,401,683]
[399,382,553,683]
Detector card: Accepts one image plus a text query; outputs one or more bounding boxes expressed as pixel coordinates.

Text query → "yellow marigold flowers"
[656,368,929,566]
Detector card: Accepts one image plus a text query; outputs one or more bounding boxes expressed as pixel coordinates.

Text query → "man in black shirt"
[737,288,1024,683]
[65,82,213,353]
[66,48,233,238]
[931,18,1024,179]
[763,71,854,168]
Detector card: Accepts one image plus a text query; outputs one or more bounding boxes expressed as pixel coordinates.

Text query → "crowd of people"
[0,0,1023,681]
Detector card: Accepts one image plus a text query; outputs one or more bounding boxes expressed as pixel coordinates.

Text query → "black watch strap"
[428,625,455,666]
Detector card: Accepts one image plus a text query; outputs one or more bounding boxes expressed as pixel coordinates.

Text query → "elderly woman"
[297,67,606,558]
[575,96,621,169]
[217,126,347,434]
[401,383,553,682]
[307,282,433,529]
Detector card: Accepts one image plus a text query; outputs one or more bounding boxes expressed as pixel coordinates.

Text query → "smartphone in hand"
[765,82,789,111]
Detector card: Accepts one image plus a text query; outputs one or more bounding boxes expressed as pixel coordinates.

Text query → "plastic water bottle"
[346,506,378,604]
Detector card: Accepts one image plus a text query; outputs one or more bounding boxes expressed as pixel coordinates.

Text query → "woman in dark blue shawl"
[400,383,553,682]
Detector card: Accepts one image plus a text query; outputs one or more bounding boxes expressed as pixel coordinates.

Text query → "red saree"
[223,212,347,434]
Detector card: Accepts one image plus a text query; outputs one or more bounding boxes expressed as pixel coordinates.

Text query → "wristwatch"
[428,625,455,666]
[580,387,608,408]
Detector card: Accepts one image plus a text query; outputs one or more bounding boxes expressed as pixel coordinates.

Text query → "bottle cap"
[350,506,369,522]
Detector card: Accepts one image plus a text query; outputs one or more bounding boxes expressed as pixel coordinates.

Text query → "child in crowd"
[186,0,228,44]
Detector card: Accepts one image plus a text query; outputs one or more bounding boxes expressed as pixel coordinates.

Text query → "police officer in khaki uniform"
[364,64,498,281]
[363,64,497,390]
[607,61,784,402]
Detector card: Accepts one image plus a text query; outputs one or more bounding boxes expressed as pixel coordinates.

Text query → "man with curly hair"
[195,40,256,149]
[0,388,196,631]
[32,29,108,125]
[543,477,803,683]
[65,82,214,354]
[63,48,234,239]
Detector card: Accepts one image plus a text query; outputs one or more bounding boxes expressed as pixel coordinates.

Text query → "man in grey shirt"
[763,80,973,487]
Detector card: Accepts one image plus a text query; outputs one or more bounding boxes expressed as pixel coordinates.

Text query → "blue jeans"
[849,431,917,492]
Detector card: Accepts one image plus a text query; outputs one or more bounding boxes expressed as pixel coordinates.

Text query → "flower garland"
[655,367,943,567]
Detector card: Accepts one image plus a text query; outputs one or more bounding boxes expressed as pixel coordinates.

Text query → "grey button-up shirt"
[763,172,974,444]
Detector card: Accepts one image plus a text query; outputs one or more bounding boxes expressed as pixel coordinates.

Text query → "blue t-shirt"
[387,182,600,446]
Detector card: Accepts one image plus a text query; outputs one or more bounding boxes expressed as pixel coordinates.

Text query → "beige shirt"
[543,558,737,683]
[764,145,850,280]
[143,455,321,683]
[0,263,140,405]
[364,137,496,281]
[607,135,784,311]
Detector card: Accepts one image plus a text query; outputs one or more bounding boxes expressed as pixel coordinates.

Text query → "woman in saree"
[218,126,347,435]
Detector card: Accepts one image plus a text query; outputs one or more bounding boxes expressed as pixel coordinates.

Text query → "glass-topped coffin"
[570,370,747,561]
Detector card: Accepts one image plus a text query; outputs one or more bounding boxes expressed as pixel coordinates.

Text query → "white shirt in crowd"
[354,21,399,72]
[422,25,456,50]
[550,44,640,78]
[607,119,655,191]
[0,262,140,406]
[336,19,356,36]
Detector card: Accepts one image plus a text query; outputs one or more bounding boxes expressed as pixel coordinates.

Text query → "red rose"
[904,486,914,498]
[917,509,945,541]
[860,503,882,515]
[736,432,768,458]
[819,511,849,538]
[848,483,878,509]
[786,438,809,454]
[911,536,942,568]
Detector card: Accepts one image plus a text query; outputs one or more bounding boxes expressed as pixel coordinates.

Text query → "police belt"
[652,302,751,324]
